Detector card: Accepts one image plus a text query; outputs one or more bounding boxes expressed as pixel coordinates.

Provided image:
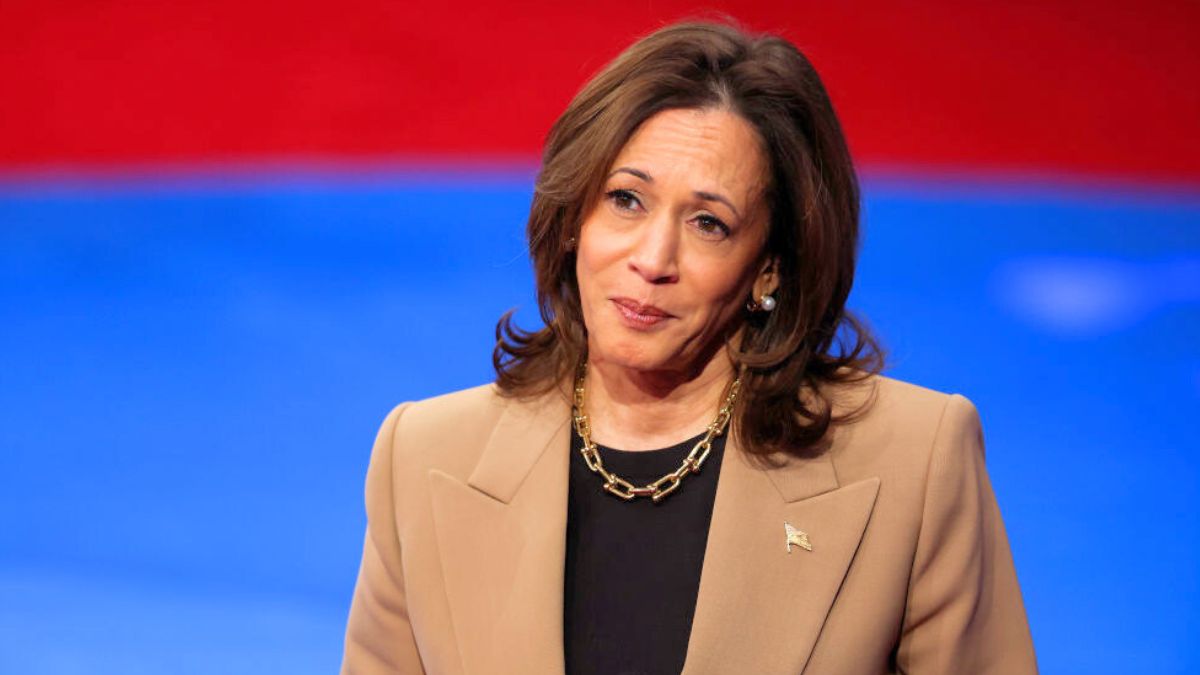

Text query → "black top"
[563,426,727,675]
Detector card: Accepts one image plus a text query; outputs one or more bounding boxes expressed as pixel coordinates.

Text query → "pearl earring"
[759,294,776,311]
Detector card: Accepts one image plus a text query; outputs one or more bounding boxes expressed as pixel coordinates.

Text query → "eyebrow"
[607,167,742,219]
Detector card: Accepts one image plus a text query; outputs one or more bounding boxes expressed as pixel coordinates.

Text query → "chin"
[589,334,681,374]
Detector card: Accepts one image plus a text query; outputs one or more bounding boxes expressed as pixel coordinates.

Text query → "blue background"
[2,169,1198,673]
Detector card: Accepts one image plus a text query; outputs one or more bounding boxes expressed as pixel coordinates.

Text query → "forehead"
[609,107,766,199]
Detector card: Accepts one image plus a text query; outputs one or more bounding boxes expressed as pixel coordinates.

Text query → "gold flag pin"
[785,522,812,553]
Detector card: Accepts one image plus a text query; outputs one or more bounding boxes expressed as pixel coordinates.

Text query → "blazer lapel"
[681,437,880,675]
[428,386,573,675]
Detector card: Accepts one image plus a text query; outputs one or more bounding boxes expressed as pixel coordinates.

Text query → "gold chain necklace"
[571,362,741,503]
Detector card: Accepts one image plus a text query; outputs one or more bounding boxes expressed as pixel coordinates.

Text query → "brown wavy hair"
[493,19,884,458]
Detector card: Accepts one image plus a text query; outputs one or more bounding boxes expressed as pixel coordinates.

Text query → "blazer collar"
[467,382,574,503]
[428,383,879,675]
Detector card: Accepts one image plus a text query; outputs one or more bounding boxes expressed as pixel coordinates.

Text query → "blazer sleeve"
[895,394,1038,674]
[342,402,427,674]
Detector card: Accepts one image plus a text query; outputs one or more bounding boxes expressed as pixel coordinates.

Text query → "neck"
[582,353,737,451]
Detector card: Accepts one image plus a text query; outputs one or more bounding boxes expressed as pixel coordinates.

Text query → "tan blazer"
[341,374,1037,674]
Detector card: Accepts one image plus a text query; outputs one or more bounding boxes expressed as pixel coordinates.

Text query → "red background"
[2,1,1198,184]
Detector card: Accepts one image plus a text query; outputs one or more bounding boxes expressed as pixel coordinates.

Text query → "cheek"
[681,258,754,315]
[575,222,624,292]
[574,243,598,302]
[573,229,609,328]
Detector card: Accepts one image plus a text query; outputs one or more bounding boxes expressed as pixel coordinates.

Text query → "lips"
[611,297,674,329]
[612,297,671,317]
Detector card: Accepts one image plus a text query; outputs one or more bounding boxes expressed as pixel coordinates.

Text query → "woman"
[342,20,1037,675]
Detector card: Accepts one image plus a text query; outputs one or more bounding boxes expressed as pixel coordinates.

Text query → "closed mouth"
[611,297,673,318]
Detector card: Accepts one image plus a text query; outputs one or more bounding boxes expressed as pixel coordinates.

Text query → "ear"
[751,255,780,298]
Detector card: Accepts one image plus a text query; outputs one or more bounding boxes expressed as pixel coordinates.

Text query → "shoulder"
[823,372,984,482]
[389,382,506,436]
[372,381,525,478]
[828,371,963,421]
[379,380,507,441]
[827,371,980,440]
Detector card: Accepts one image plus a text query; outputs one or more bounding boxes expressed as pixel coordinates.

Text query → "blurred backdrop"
[1,2,1198,673]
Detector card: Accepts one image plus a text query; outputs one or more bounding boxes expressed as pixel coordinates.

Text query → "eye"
[694,213,731,239]
[605,188,643,213]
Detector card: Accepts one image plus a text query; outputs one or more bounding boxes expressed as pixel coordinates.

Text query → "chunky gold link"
[603,474,639,501]
[571,362,741,503]
[580,445,603,473]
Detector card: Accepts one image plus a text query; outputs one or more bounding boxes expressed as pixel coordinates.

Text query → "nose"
[627,212,680,284]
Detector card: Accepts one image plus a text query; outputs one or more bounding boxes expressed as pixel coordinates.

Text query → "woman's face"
[575,106,776,377]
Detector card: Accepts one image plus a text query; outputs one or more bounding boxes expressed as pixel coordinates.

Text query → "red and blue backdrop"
[1,2,1198,672]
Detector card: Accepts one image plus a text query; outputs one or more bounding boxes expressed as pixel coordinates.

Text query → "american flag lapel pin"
[785,522,812,553]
